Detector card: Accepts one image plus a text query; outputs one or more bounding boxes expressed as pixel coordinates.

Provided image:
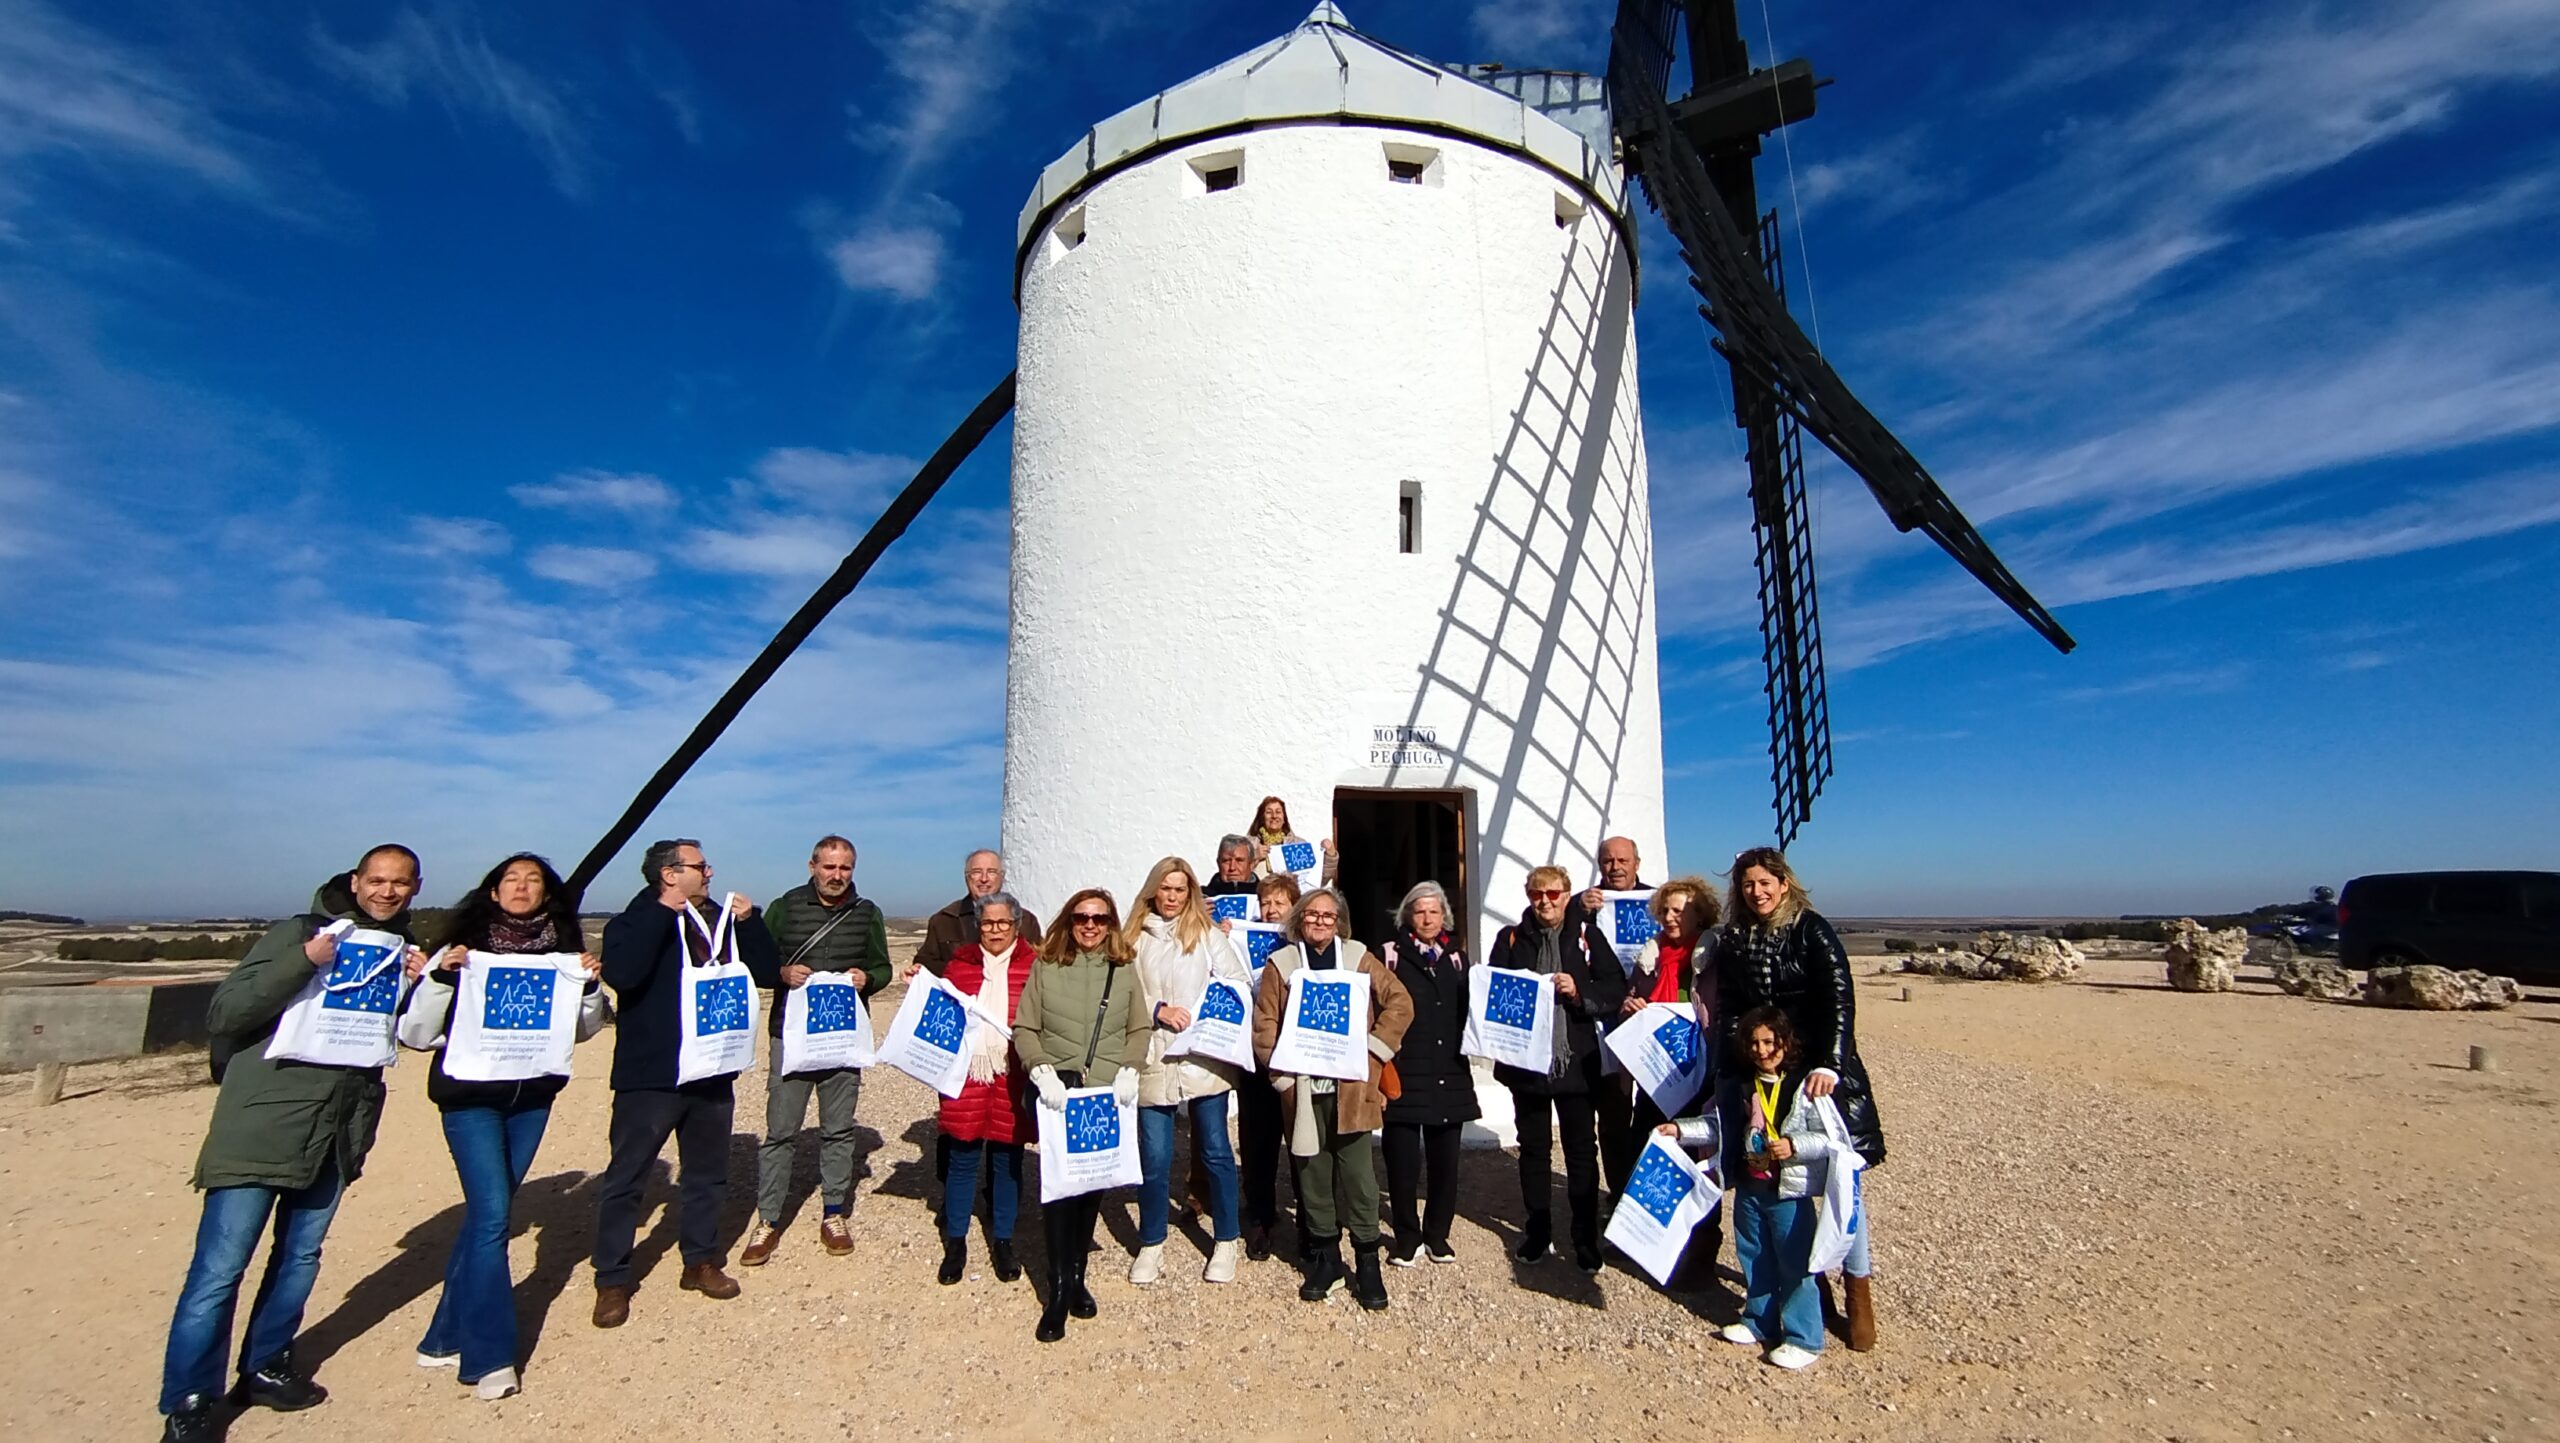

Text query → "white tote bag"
[1266,966,1371,1082]
[1597,890,1659,976]
[1605,1131,1721,1284]
[1273,838,1324,891]
[1460,965,1556,1072]
[878,972,976,1099]
[1806,1094,1869,1274]
[780,972,877,1075]
[1228,921,1287,979]
[443,952,588,1082]
[1035,1085,1142,1203]
[1162,975,1257,1069]
[1603,1001,1712,1114]
[1207,892,1259,925]
[265,925,407,1069]
[675,900,759,1084]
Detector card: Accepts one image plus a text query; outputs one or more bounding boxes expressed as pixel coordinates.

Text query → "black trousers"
[1595,1075,1636,1194]
[1236,1076,1285,1232]
[1511,1087,1601,1245]
[592,1085,734,1288]
[1039,1190,1100,1285]
[1381,1121,1461,1249]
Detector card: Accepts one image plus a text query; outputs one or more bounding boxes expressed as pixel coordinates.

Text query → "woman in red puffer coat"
[937,892,1035,1286]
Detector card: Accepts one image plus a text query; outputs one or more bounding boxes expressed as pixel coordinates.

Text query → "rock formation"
[2270,955,2358,1001]
[1898,931,2083,982]
[2362,965,2521,1011]
[2163,918,2245,993]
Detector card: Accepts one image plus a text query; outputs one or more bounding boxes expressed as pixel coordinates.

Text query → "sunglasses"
[1070,912,1113,926]
[1528,888,1567,901]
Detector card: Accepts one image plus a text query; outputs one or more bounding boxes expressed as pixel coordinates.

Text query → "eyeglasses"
[1070,912,1113,926]
[1301,911,1339,924]
[670,862,710,873]
[1528,888,1567,901]
[979,917,1018,929]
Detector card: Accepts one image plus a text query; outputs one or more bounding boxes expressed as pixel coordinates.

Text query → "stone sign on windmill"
[565,3,2071,943]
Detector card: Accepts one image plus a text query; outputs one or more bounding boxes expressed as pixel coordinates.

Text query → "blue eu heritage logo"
[1198,980,1247,1026]
[1278,840,1316,874]
[1209,894,1251,923]
[915,987,967,1052]
[1297,978,1352,1036]
[1485,972,1539,1030]
[1063,1093,1119,1154]
[805,982,863,1035]
[482,966,557,1031]
[321,941,401,1014]
[694,976,750,1034]
[1613,900,1660,949]
[1625,1145,1695,1226]
[1655,1013,1701,1072]
[1242,929,1283,972]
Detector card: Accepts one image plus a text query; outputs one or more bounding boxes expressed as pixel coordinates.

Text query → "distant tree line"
[1,910,85,925]
[58,934,258,962]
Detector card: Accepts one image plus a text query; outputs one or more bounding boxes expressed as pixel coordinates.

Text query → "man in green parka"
[156,845,429,1443]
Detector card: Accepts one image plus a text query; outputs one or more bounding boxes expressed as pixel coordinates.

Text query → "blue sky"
[1,0,2554,920]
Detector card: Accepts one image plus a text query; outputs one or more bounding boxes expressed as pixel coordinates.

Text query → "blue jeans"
[159,1159,346,1414]
[942,1137,1023,1241]
[1733,1186,1822,1351]
[1137,1094,1238,1245]
[419,1102,551,1383]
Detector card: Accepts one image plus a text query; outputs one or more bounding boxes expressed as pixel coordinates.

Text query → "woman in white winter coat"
[1124,855,1253,1284]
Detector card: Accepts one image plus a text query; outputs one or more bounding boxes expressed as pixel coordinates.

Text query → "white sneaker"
[473,1367,521,1400]
[1129,1243,1164,1285]
[1204,1239,1239,1284]
[1766,1343,1820,1371]
[417,1350,459,1369]
[1719,1322,1761,1346]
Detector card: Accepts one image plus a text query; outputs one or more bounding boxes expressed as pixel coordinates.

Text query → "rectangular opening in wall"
[1188,149,1244,194]
[1043,205,1086,265]
[1334,787,1470,951]
[1398,480,1422,554]
[1555,192,1587,229]
[1383,141,1444,187]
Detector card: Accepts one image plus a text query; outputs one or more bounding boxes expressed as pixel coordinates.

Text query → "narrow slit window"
[1398,481,1423,554]
[1383,142,1444,188]
[1555,192,1587,229]
[1044,205,1087,265]
[1188,149,1246,195]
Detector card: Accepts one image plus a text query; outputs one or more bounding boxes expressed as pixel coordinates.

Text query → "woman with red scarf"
[1605,876,1720,1198]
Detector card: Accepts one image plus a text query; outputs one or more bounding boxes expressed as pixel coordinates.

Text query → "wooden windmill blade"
[1607,0,2073,841]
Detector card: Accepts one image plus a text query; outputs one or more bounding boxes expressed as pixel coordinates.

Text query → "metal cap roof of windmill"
[562,0,2075,902]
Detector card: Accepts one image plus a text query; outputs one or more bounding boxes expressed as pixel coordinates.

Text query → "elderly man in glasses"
[1485,864,1626,1275]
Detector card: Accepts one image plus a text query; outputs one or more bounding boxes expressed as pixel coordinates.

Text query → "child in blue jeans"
[1663,1004,1843,1370]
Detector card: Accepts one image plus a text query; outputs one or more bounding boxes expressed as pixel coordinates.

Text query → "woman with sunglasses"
[1013,888,1152,1342]
[1716,846,1885,1350]
[1485,864,1627,1275]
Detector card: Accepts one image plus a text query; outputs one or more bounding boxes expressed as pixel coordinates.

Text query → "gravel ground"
[3,953,2553,1442]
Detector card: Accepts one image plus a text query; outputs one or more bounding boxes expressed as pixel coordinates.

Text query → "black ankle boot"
[1297,1237,1345,1301]
[1035,1269,1069,1343]
[1067,1251,1099,1319]
[990,1238,1021,1282]
[1351,1240,1389,1311]
[231,1351,326,1412]
[938,1235,967,1286]
[1512,1210,1553,1264]
[160,1394,219,1443]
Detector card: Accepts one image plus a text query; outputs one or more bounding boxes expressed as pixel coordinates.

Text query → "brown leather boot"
[591,1284,632,1329]
[1844,1274,1877,1351]
[680,1261,741,1300]
[739,1219,783,1266]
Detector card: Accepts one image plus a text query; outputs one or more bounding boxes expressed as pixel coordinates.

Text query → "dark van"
[2338,871,2560,985]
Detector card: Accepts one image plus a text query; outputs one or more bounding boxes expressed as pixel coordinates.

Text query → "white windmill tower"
[999,4,1666,942]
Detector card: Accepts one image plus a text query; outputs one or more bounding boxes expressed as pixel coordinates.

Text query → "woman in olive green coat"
[1013,887,1152,1342]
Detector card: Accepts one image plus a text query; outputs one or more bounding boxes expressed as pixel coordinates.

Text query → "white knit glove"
[1111,1068,1139,1107]
[1031,1065,1068,1111]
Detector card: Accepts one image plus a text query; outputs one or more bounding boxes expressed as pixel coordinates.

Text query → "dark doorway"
[1332,789,1469,952]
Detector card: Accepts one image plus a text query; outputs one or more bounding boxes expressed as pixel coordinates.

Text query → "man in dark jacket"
[157,846,428,1443]
[913,848,1042,976]
[1486,864,1627,1275]
[589,839,780,1328]
[1579,835,1649,1199]
[1202,835,1258,898]
[740,835,888,1266]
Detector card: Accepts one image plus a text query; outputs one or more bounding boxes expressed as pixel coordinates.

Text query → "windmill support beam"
[1669,58,1824,154]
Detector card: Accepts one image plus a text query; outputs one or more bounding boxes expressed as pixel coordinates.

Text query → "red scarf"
[1650,938,1691,1003]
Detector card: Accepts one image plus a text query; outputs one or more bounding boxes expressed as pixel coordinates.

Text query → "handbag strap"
[1081,959,1119,1074]
[784,902,857,971]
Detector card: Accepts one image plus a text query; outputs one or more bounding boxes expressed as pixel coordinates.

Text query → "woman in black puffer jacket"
[1378,882,1478,1267]
[1715,846,1884,1350]
[395,853,608,1400]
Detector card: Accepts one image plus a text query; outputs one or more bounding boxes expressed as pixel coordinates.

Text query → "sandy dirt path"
[5,953,2553,1442]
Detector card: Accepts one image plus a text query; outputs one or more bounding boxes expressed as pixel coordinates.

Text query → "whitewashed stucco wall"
[1002,121,1664,937]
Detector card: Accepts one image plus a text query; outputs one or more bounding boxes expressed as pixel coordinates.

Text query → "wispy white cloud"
[824,223,946,302]
[405,515,512,558]
[526,543,657,589]
[1467,0,1610,65]
[748,445,915,513]
[312,3,594,197]
[2058,663,2250,704]
[509,469,677,515]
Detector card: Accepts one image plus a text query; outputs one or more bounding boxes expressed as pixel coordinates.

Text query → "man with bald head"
[1580,836,1648,1204]
[1579,836,1645,915]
